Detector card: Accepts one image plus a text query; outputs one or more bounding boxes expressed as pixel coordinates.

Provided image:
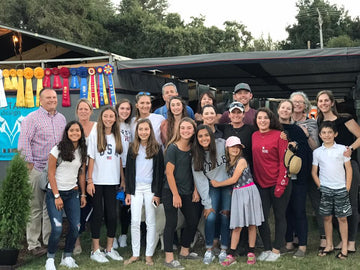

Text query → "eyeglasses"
[292,101,305,105]
[137,92,151,96]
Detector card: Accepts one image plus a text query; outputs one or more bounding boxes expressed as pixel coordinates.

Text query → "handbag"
[39,157,62,191]
[284,143,302,176]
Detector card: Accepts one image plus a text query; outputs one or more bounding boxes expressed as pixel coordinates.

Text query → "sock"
[248,247,255,253]
[228,249,237,256]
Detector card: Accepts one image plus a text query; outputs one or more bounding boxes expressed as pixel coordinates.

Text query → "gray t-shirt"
[164,143,194,195]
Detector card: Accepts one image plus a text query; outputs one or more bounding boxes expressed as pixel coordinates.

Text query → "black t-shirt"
[164,143,194,195]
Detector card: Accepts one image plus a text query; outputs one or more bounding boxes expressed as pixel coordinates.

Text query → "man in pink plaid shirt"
[18,88,66,256]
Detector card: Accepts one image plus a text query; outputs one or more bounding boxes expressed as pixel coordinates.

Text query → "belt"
[233,182,254,190]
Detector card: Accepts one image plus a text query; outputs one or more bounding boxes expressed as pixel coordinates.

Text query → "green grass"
[19,213,360,269]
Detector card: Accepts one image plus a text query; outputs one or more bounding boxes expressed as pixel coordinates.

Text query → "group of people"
[17,82,360,270]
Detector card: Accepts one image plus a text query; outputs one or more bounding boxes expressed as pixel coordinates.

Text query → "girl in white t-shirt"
[87,106,125,263]
[124,118,164,266]
[45,120,87,269]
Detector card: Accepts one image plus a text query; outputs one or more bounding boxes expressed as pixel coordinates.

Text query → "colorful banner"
[0,97,37,160]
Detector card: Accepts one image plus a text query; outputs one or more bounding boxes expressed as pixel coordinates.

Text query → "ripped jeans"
[205,186,232,249]
[46,189,80,258]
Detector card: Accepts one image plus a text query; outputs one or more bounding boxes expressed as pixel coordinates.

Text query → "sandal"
[318,249,334,257]
[336,252,348,260]
[124,256,140,265]
[146,256,154,266]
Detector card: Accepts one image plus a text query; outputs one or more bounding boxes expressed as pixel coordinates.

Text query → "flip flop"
[336,252,348,260]
[318,249,334,257]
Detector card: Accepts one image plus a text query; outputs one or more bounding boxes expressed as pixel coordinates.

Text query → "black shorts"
[319,186,352,218]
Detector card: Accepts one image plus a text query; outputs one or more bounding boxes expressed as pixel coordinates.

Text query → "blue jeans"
[205,186,232,249]
[46,189,80,258]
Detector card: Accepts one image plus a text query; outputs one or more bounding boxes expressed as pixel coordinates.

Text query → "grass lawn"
[19,211,360,269]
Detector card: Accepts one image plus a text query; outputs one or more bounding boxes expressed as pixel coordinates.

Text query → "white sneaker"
[258,250,272,261]
[203,250,215,265]
[60,256,78,268]
[218,249,227,263]
[105,248,123,261]
[118,234,127,248]
[90,249,109,263]
[264,251,280,262]
[45,258,56,270]
[112,238,119,249]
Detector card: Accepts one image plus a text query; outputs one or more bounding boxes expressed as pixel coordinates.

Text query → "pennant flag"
[16,69,25,107]
[60,67,71,107]
[103,64,116,106]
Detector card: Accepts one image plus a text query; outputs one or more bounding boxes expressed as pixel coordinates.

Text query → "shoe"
[264,251,280,262]
[213,247,220,256]
[124,256,140,265]
[105,248,123,261]
[60,256,78,268]
[179,252,201,260]
[90,249,109,263]
[31,246,47,257]
[258,250,271,261]
[164,260,184,269]
[45,258,56,270]
[247,252,256,264]
[221,254,236,266]
[218,249,227,263]
[336,251,348,260]
[293,249,305,258]
[112,238,119,249]
[318,248,334,257]
[73,245,82,256]
[203,250,215,265]
[118,234,127,248]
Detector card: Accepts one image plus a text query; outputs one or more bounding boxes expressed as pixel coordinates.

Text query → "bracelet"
[81,194,87,197]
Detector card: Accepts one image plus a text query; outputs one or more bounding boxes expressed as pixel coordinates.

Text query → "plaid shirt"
[18,106,66,171]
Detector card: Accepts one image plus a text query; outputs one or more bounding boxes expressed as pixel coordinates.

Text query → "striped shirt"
[18,106,66,172]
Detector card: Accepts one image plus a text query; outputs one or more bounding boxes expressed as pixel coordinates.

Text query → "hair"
[166,96,187,144]
[319,120,337,134]
[135,92,152,121]
[75,98,93,119]
[96,106,122,154]
[254,107,282,131]
[39,88,55,97]
[225,145,243,173]
[316,90,339,123]
[289,91,312,114]
[192,125,217,171]
[166,117,196,150]
[115,98,133,124]
[131,118,160,159]
[162,82,177,95]
[197,91,217,113]
[201,104,217,115]
[58,120,87,164]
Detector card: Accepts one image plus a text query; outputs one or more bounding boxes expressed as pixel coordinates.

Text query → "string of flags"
[0,64,115,109]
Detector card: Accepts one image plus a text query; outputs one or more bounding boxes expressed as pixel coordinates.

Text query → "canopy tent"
[117,47,360,99]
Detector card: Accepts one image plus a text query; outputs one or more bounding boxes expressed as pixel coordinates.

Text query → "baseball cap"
[225,136,245,148]
[229,102,245,113]
[234,82,251,94]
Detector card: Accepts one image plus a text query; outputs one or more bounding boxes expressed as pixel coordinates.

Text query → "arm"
[211,158,247,187]
[17,116,35,170]
[311,165,320,188]
[47,154,63,210]
[344,160,353,192]
[166,162,182,208]
[78,163,87,208]
[344,119,360,155]
[86,158,95,197]
[192,166,212,209]
[274,134,289,198]
[120,158,125,190]
[160,120,168,145]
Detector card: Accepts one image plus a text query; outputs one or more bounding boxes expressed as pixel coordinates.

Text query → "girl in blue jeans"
[45,121,87,270]
[192,125,231,264]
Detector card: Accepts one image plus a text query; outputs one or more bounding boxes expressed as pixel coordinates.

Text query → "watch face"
[54,194,60,199]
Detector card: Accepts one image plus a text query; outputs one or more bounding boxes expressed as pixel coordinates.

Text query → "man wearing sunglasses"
[154,82,195,119]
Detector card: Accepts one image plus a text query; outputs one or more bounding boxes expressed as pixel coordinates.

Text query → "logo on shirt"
[262,146,268,154]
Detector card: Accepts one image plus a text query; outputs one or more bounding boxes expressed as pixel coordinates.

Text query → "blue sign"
[0,97,37,160]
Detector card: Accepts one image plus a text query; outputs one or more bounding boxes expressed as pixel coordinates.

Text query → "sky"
[166,0,360,41]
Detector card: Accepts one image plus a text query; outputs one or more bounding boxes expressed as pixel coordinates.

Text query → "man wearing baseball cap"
[219,83,256,125]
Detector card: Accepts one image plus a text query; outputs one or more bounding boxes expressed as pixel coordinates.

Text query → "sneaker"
[73,245,82,255]
[203,250,215,265]
[112,238,119,249]
[60,256,78,268]
[293,249,306,258]
[105,248,123,261]
[90,249,109,263]
[221,254,236,266]
[164,260,185,269]
[247,252,256,265]
[218,249,227,263]
[258,250,271,261]
[264,251,280,262]
[118,234,127,248]
[45,258,56,270]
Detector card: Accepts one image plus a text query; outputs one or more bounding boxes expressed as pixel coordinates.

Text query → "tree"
[327,35,360,48]
[251,34,280,51]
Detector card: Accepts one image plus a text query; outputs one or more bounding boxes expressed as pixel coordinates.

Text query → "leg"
[103,185,117,251]
[323,215,334,251]
[347,161,359,250]
[230,227,242,250]
[248,225,257,249]
[144,190,156,257]
[90,185,104,251]
[204,187,220,249]
[129,190,143,257]
[219,186,231,250]
[291,182,308,251]
[257,186,272,251]
[163,188,178,262]
[338,217,348,256]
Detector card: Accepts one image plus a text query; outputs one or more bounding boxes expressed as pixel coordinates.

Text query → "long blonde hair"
[96,106,123,154]
[131,118,160,159]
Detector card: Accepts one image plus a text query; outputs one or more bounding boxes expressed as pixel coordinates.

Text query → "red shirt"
[252,130,288,189]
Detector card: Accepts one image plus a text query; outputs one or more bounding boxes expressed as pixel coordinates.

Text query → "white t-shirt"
[135,144,153,184]
[49,146,81,191]
[312,142,351,189]
[120,122,132,167]
[87,130,123,185]
[85,122,97,145]
[130,113,165,145]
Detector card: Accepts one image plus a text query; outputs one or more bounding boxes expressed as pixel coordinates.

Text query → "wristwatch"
[54,193,60,199]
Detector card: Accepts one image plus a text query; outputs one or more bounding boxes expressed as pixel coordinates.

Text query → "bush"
[0,154,31,249]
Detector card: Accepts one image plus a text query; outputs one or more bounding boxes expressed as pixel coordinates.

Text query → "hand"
[288,141,297,149]
[274,185,285,198]
[55,197,63,211]
[203,208,215,219]
[27,163,34,171]
[346,184,351,192]
[80,196,87,208]
[125,194,131,205]
[210,180,220,187]
[86,183,95,197]
[153,196,160,206]
[120,181,126,192]
[344,147,352,158]
[192,190,200,202]
[280,131,288,141]
[299,125,309,137]
[173,194,182,208]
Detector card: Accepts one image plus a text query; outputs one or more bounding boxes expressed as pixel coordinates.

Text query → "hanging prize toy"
[24,68,35,107]
[96,66,108,106]
[34,67,44,107]
[16,69,25,107]
[10,69,18,90]
[70,68,79,89]
[77,66,88,99]
[0,70,8,108]
[60,67,71,107]
[43,68,52,88]
[103,64,116,106]
[88,67,99,109]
